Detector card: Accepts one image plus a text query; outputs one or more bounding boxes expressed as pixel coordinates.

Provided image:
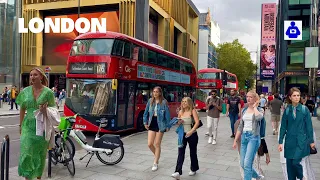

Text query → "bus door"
[117,81,135,129]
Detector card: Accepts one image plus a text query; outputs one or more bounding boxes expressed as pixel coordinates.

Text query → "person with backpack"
[278,87,316,180]
[232,90,265,180]
[206,90,223,145]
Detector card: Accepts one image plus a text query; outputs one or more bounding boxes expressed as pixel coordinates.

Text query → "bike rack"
[1,135,10,180]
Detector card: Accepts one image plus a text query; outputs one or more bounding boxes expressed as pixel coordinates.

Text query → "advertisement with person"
[260,3,277,80]
[43,11,120,66]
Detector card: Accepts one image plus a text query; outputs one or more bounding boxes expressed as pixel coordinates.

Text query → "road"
[0,114,142,168]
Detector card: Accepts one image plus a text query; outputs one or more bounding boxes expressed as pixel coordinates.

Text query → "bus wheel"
[137,113,145,132]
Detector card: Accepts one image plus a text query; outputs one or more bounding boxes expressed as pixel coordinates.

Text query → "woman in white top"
[233,90,264,180]
[171,97,200,179]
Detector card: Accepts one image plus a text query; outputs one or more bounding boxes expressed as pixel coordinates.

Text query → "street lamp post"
[250,47,259,92]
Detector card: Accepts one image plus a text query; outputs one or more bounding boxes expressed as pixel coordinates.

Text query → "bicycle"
[52,114,125,168]
[50,116,76,176]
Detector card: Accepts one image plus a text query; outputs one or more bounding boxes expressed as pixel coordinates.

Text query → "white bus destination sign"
[137,64,190,84]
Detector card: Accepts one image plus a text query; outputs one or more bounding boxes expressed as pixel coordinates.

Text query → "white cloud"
[192,0,278,63]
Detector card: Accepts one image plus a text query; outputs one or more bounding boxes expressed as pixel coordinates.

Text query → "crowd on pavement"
[1,67,319,180]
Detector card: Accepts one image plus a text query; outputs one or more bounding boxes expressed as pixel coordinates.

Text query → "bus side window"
[112,40,124,56]
[148,50,157,64]
[123,41,132,59]
[167,57,175,69]
[180,61,186,73]
[132,45,140,60]
[158,54,167,67]
[174,59,180,71]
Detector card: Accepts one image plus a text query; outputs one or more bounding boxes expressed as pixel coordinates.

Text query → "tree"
[216,39,256,90]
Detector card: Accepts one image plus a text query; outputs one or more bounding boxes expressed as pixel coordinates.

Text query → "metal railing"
[1,135,9,180]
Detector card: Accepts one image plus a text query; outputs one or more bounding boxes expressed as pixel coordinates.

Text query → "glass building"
[0,0,21,91]
[275,0,318,95]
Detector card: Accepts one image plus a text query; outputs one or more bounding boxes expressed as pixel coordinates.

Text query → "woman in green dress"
[16,67,56,180]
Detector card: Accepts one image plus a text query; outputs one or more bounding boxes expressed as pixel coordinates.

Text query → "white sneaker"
[189,171,196,176]
[152,164,158,171]
[208,136,213,144]
[171,172,180,179]
[205,132,209,136]
[257,175,264,180]
[212,139,217,145]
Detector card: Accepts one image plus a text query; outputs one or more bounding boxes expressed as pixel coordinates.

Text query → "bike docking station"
[1,135,10,180]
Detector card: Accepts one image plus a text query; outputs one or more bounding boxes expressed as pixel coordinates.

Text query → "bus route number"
[96,63,106,74]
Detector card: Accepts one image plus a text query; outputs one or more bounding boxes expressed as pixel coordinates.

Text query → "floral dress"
[16,86,55,179]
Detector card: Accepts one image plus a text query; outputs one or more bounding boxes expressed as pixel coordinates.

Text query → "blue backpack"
[241,107,266,138]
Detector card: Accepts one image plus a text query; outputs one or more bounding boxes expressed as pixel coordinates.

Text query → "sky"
[192,0,278,63]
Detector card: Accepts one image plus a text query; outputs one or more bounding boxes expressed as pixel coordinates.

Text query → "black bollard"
[48,149,52,178]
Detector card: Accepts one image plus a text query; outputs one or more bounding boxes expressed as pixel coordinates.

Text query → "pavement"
[0,103,64,116]
[3,111,320,180]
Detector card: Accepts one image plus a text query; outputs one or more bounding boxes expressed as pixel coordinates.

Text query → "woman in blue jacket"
[278,87,316,180]
[143,86,170,172]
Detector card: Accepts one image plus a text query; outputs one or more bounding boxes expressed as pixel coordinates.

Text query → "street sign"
[284,21,302,40]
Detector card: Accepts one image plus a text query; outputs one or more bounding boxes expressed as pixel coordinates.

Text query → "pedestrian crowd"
[9,67,319,180]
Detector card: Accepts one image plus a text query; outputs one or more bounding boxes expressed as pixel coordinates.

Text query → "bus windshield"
[65,79,116,115]
[197,72,220,79]
[196,89,210,103]
[70,39,114,56]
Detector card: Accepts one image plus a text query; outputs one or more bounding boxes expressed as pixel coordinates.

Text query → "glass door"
[117,81,135,129]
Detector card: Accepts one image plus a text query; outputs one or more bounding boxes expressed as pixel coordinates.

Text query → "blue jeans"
[229,113,238,135]
[240,132,260,180]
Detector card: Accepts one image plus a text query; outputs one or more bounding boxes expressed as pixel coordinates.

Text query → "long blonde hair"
[29,67,49,87]
[150,86,165,105]
[180,97,194,113]
[247,90,260,104]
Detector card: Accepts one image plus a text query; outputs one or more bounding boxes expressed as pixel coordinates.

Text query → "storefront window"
[287,47,304,70]
[289,0,311,5]
[0,0,20,90]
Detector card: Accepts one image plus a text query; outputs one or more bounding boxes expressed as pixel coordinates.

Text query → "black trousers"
[10,99,18,110]
[175,132,199,175]
[287,158,303,180]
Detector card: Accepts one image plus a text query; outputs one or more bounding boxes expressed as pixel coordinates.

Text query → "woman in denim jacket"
[143,86,170,172]
[232,90,264,180]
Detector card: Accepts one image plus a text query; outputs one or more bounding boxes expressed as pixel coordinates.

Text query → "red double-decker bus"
[195,68,238,111]
[64,31,197,133]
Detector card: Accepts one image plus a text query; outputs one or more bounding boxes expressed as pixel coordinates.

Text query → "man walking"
[226,90,241,138]
[9,86,18,110]
[269,93,282,135]
[206,90,223,145]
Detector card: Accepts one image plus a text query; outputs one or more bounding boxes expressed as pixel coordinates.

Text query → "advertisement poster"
[43,11,120,65]
[260,3,277,80]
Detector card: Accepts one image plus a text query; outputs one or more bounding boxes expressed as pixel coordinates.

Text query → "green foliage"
[216,39,257,90]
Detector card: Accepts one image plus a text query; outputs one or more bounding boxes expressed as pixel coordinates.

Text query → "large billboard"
[260,3,277,80]
[43,11,119,65]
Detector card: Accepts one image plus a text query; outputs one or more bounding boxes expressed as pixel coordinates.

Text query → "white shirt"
[243,112,253,131]
[154,104,158,116]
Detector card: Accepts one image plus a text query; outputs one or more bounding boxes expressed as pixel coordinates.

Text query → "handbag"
[310,147,317,154]
[191,114,203,129]
[302,105,317,155]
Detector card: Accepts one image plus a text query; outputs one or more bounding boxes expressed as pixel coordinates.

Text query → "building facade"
[275,0,318,95]
[0,0,21,90]
[211,20,220,47]
[198,9,217,70]
[21,0,200,89]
